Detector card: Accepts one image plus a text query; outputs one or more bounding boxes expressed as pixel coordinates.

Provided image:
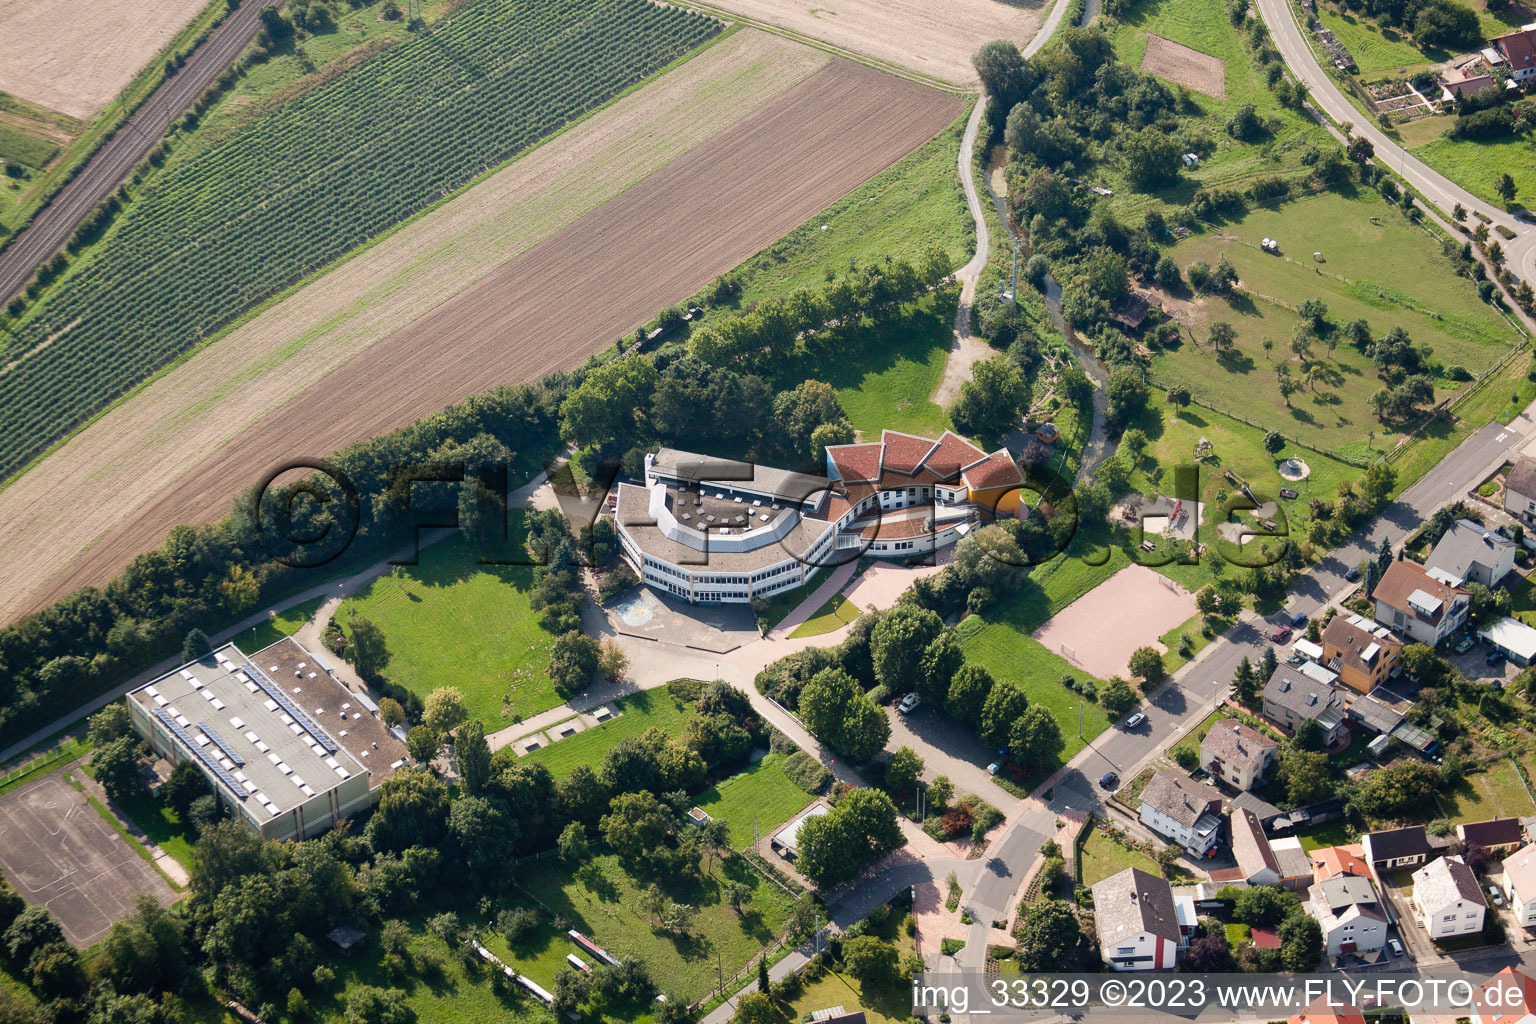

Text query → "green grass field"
[520,689,695,779]
[0,123,58,171]
[336,527,561,729]
[1438,758,1536,822]
[1153,190,1520,456]
[240,596,324,653]
[695,752,813,848]
[1106,0,1331,216]
[783,906,914,1023]
[1079,827,1159,885]
[788,593,862,638]
[704,115,973,311]
[1316,7,1436,74]
[1414,134,1536,213]
[514,853,792,1003]
[1295,820,1354,851]
[110,786,198,871]
[960,623,1112,764]
[1514,574,1536,627]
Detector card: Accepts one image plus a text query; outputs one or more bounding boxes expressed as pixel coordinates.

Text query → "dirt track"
[13,59,962,618]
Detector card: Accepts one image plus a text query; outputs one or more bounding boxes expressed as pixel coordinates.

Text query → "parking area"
[0,768,177,947]
[1444,634,1522,685]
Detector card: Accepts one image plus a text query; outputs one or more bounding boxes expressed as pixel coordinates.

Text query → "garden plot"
[1139,33,1226,98]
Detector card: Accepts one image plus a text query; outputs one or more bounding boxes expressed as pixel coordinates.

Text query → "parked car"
[1490,884,1505,906]
[1345,566,1360,582]
[1454,636,1475,654]
[1099,771,1119,789]
[1488,649,1507,666]
[897,692,921,714]
[1387,938,1404,957]
[1271,626,1293,643]
[1124,712,1147,729]
[1290,612,1308,628]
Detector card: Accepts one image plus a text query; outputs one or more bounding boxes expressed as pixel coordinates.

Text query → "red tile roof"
[1476,966,1536,1024]
[1288,994,1364,1024]
[826,443,883,483]
[1373,559,1469,625]
[1249,925,1282,950]
[1495,28,1536,72]
[920,430,987,480]
[961,449,1024,491]
[880,430,939,474]
[1310,844,1368,882]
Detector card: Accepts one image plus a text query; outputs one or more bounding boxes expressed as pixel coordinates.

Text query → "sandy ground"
[0,0,209,118]
[1030,564,1199,680]
[705,0,1049,84]
[4,52,963,621]
[0,31,828,622]
[1139,33,1227,99]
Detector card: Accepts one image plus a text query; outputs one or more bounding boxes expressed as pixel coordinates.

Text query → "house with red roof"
[1289,994,1365,1024]
[1493,28,1536,83]
[1472,966,1536,1024]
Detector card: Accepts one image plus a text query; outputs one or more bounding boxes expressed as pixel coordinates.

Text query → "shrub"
[782,750,832,794]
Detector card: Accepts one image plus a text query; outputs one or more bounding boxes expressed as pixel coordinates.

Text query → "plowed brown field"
[8,58,962,619]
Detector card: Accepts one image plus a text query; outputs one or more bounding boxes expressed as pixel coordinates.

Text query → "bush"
[498,907,541,944]
[782,750,832,794]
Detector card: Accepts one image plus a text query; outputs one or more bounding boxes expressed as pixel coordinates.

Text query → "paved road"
[0,0,278,303]
[1254,0,1536,289]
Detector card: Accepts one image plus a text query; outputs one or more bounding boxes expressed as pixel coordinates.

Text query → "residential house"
[1505,456,1536,523]
[1440,62,1495,101]
[1091,867,1183,970]
[1459,818,1526,856]
[1139,770,1225,856]
[1231,808,1281,887]
[1200,720,1278,791]
[1361,825,1433,883]
[1271,836,1313,890]
[1289,994,1366,1024]
[1480,617,1536,668]
[1262,665,1347,745]
[1311,843,1369,883]
[1373,558,1471,646]
[1320,614,1402,694]
[1504,843,1536,929]
[1411,854,1487,940]
[1308,874,1389,957]
[1428,519,1516,587]
[1493,28,1536,82]
[1472,966,1536,1024]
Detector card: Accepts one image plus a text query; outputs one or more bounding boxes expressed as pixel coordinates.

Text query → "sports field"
[334,531,562,729]
[1031,566,1197,680]
[0,32,962,624]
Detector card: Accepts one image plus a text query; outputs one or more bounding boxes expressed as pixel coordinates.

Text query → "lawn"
[1514,574,1536,628]
[1171,710,1227,764]
[1413,133,1536,214]
[1438,757,1536,822]
[1389,348,1536,492]
[789,593,863,639]
[782,906,915,1024]
[109,786,199,872]
[1296,820,1354,851]
[1316,6,1437,74]
[240,596,324,653]
[1105,0,1332,216]
[961,622,1112,763]
[1225,921,1253,946]
[335,526,561,729]
[520,689,696,779]
[515,853,792,1003]
[1153,190,1521,456]
[1078,827,1160,886]
[695,753,815,849]
[705,115,973,311]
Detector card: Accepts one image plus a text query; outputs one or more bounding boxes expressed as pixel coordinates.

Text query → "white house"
[1411,854,1487,941]
[1480,617,1536,668]
[1361,825,1433,884]
[1504,456,1536,523]
[1308,875,1389,957]
[1139,770,1224,856]
[1200,720,1278,791]
[1503,843,1536,929]
[1427,519,1516,587]
[1373,558,1471,646]
[1090,867,1182,970]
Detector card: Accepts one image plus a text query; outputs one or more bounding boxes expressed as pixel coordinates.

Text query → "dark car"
[1099,771,1119,789]
[1270,626,1292,643]
[1290,612,1308,628]
[1488,649,1507,666]
[1344,566,1360,582]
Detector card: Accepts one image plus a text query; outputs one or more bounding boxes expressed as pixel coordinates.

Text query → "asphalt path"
[1254,0,1536,288]
[0,0,278,302]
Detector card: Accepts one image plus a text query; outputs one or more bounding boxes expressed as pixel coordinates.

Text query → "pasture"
[1152,190,1519,456]
[335,531,562,729]
[0,33,962,624]
[1414,134,1536,213]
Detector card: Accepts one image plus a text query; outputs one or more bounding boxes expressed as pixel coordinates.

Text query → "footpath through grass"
[336,526,561,729]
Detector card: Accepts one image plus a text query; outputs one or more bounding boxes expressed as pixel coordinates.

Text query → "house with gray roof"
[1262,665,1347,745]
[1200,720,1277,791]
[1308,875,1388,957]
[1090,867,1183,971]
[1427,519,1515,587]
[1411,854,1486,941]
[1139,770,1224,855]
[1505,455,1536,523]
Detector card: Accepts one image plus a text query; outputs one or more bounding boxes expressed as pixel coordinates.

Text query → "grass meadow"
[336,525,561,729]
[521,689,696,779]
[695,752,814,848]
[1079,827,1160,886]
[788,593,862,638]
[1437,758,1536,822]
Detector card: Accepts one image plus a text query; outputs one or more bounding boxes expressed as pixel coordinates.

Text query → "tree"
[837,698,891,762]
[1453,202,1466,222]
[1232,657,1260,705]
[348,616,391,680]
[378,697,405,728]
[1209,321,1237,355]
[423,687,468,736]
[869,605,944,694]
[1496,172,1518,205]
[181,628,212,663]
[161,759,211,824]
[842,935,899,985]
[1279,748,1331,805]
[1105,365,1150,430]
[1358,759,1439,817]
[972,40,1030,107]
[93,735,142,801]
[367,769,450,852]
[406,725,437,764]
[1232,885,1297,927]
[1181,929,1233,972]
[795,788,902,888]
[946,663,995,726]
[884,746,924,797]
[88,702,133,747]
[758,954,771,994]
[1128,647,1165,687]
[1347,135,1374,165]
[344,985,414,1024]
[1016,898,1081,970]
[1100,676,1136,716]
[1263,431,1285,455]
[1291,717,1324,752]
[1122,125,1182,188]
[979,681,1029,749]
[559,358,657,451]
[548,630,600,697]
[454,719,491,794]
[952,358,1029,441]
[1279,914,1323,971]
[601,790,674,863]
[927,775,954,810]
[598,639,628,683]
[4,906,64,967]
[1008,705,1064,768]
[731,991,778,1024]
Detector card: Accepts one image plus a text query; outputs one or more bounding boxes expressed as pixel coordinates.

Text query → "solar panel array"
[244,661,338,753]
[153,709,247,800]
[197,721,246,767]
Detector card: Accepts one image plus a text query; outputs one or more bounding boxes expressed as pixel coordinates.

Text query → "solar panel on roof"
[244,661,338,752]
[197,722,246,766]
[152,709,247,800]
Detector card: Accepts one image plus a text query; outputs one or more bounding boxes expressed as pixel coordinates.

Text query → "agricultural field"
[0,0,723,482]
[0,31,962,624]
[695,753,814,848]
[698,0,1050,84]
[1105,0,1333,215]
[1150,190,1521,457]
[334,530,562,729]
[521,689,696,778]
[0,0,212,118]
